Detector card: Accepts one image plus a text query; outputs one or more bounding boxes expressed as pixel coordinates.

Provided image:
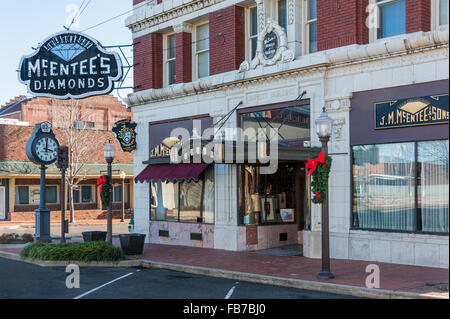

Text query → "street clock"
[26,122,60,165]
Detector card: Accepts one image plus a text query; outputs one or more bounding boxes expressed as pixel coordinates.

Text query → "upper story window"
[195,23,210,79]
[433,0,449,28]
[73,120,95,129]
[166,33,176,85]
[248,5,258,60]
[278,0,288,30]
[305,0,317,53]
[439,0,449,25]
[373,0,406,40]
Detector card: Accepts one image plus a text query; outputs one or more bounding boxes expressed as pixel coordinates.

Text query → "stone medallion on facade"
[239,18,294,72]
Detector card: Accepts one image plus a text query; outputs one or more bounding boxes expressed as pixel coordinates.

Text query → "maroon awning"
[135,163,209,183]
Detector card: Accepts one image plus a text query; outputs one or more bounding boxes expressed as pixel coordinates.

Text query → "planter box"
[119,233,146,255]
[82,231,107,242]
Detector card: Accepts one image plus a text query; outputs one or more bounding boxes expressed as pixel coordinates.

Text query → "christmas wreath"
[97,175,111,208]
[306,152,332,204]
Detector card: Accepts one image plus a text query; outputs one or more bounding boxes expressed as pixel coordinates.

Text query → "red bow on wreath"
[306,152,326,175]
[97,176,106,193]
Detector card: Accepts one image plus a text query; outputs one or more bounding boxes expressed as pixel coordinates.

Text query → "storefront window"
[15,186,29,204]
[151,181,179,222]
[81,185,93,203]
[352,140,449,234]
[417,140,449,233]
[180,181,202,223]
[203,167,215,223]
[45,186,58,204]
[241,105,311,142]
[239,164,305,226]
[150,167,215,224]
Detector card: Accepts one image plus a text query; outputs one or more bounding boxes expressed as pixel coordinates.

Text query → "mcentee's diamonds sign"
[18,31,122,99]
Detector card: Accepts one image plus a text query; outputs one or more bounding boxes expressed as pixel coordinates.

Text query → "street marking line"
[225,282,239,299]
[73,272,134,299]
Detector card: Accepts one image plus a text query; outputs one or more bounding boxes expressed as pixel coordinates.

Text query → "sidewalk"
[0,241,448,299]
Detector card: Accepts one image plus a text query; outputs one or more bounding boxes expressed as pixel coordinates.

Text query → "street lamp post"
[104,140,115,244]
[315,107,335,280]
[120,171,126,222]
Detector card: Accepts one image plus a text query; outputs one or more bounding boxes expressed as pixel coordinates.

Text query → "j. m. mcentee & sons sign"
[18,31,122,99]
[375,94,449,129]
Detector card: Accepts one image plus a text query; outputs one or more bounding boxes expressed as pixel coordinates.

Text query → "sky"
[0,0,134,105]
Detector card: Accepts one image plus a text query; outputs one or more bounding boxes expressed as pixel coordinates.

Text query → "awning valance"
[135,163,208,183]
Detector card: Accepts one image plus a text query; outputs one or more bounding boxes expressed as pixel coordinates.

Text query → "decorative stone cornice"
[173,22,193,33]
[326,25,449,65]
[126,0,221,33]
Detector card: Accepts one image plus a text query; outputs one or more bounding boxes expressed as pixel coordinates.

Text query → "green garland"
[308,154,332,204]
[98,175,112,208]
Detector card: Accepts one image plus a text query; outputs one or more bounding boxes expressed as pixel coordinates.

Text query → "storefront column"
[9,177,15,214]
[325,96,352,260]
[213,164,240,251]
[133,117,150,241]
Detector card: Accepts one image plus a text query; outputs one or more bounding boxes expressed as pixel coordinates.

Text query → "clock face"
[34,136,58,163]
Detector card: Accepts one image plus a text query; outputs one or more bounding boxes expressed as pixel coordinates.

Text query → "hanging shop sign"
[375,94,449,129]
[18,31,122,99]
[112,119,137,152]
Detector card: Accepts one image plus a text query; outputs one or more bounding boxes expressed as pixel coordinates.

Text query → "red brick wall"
[1,95,131,131]
[406,0,431,33]
[133,33,163,92]
[0,124,133,163]
[317,0,369,51]
[209,6,245,76]
[176,32,192,83]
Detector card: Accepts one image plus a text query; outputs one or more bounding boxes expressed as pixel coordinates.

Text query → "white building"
[125,0,449,268]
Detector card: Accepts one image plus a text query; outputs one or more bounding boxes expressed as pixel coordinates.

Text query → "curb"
[0,251,141,268]
[0,251,447,299]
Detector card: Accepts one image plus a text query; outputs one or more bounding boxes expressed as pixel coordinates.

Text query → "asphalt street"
[0,257,361,299]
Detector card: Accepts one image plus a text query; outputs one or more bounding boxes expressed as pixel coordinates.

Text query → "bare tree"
[50,99,100,223]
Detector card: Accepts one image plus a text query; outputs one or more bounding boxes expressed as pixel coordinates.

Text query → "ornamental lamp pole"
[315,107,335,280]
[104,140,116,244]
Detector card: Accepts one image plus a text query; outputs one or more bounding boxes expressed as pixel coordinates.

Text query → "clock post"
[35,164,51,242]
[26,122,60,243]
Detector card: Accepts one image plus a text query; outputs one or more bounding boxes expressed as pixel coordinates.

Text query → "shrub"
[0,233,34,244]
[20,241,125,262]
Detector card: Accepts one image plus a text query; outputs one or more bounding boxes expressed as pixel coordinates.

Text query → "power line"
[81,1,149,33]
[74,0,93,25]
[66,0,86,30]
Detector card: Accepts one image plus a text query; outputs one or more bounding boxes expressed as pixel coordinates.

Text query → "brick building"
[125,0,448,268]
[0,95,134,223]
